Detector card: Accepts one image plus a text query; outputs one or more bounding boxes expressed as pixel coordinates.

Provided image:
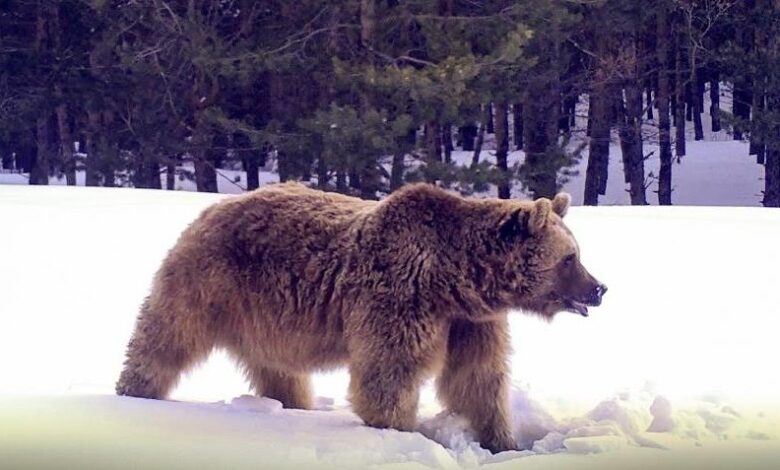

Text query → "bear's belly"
[216,313,350,373]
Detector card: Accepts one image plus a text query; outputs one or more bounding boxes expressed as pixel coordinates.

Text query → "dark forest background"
[1,1,779,205]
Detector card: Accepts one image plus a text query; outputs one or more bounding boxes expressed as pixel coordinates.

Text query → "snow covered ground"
[0,138,765,206]
[1,185,779,468]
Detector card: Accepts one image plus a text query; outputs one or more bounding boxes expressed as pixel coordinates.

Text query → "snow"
[1,185,780,468]
[0,139,766,206]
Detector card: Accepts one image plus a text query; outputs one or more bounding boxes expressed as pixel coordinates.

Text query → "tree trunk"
[658,3,673,205]
[495,102,510,199]
[710,74,721,133]
[442,123,453,164]
[236,133,259,191]
[764,88,780,206]
[750,79,766,163]
[512,103,524,150]
[316,154,328,190]
[359,0,379,199]
[194,153,218,192]
[336,169,347,193]
[733,81,751,141]
[30,116,51,185]
[194,128,219,193]
[486,103,494,134]
[765,147,780,207]
[621,80,647,205]
[559,93,575,133]
[424,121,441,182]
[585,85,610,206]
[460,124,477,151]
[471,106,487,167]
[646,87,654,120]
[390,151,405,191]
[30,2,50,185]
[55,93,76,185]
[688,24,704,142]
[522,86,559,199]
[674,16,687,158]
[349,168,361,191]
[84,110,101,186]
[149,159,162,189]
[166,162,176,190]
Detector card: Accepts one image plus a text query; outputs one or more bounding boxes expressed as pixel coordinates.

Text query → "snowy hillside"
[1,186,779,469]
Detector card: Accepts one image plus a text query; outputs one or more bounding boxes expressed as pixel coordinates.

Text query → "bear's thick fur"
[116,182,605,453]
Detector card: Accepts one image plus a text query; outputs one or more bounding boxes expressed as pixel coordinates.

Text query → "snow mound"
[226,394,283,413]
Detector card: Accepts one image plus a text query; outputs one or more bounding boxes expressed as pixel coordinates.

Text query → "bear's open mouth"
[562,298,589,317]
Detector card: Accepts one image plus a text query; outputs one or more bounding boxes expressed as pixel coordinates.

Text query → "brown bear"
[116,182,606,453]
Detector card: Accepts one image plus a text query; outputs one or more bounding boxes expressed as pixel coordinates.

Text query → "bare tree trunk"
[55,91,76,185]
[166,162,176,190]
[235,133,259,190]
[585,85,610,206]
[764,89,780,206]
[674,16,687,158]
[732,82,751,141]
[762,1,780,206]
[316,153,328,189]
[84,110,101,186]
[621,80,647,205]
[486,103,494,134]
[512,103,524,150]
[495,102,510,199]
[442,123,453,164]
[471,105,487,167]
[390,152,405,191]
[149,159,162,189]
[751,79,766,163]
[460,124,477,151]
[584,26,611,206]
[750,15,767,163]
[424,121,441,182]
[333,169,346,192]
[658,3,673,205]
[348,168,361,191]
[30,1,50,185]
[194,152,218,192]
[710,73,721,133]
[30,116,51,185]
[193,125,218,193]
[765,148,780,207]
[691,66,704,140]
[523,86,559,199]
[358,0,379,199]
[646,87,654,120]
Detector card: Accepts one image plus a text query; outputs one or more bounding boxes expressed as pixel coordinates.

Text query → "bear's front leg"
[436,317,516,453]
[347,312,445,433]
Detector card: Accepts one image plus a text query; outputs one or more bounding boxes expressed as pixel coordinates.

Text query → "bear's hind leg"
[247,367,313,410]
[116,300,213,399]
[436,318,516,453]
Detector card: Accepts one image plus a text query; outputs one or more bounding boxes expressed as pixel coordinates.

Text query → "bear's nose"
[589,284,607,306]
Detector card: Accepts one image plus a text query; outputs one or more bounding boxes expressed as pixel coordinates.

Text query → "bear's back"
[181,183,375,276]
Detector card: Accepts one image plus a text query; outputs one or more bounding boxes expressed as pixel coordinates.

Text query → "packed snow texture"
[1,186,779,468]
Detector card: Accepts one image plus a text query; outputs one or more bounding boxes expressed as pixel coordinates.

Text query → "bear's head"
[490,193,607,319]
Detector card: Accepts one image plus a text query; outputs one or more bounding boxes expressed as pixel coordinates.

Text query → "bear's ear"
[529,198,552,234]
[552,192,571,218]
[498,208,527,242]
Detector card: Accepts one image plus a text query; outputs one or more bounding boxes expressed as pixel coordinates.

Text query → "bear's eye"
[562,254,576,267]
